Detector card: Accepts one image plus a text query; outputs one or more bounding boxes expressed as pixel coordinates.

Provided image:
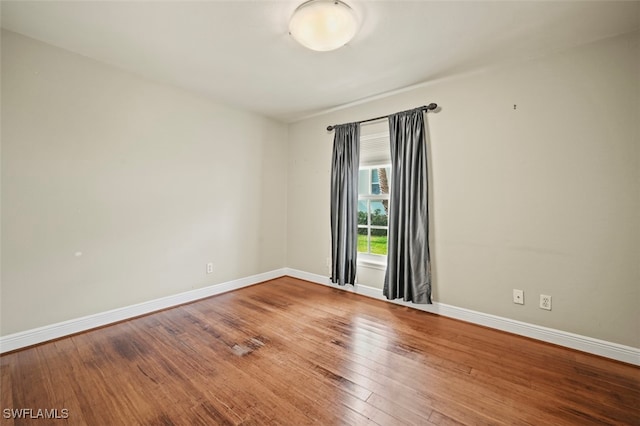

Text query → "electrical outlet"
[513,289,524,305]
[540,294,552,310]
[206,263,214,274]
[326,257,331,267]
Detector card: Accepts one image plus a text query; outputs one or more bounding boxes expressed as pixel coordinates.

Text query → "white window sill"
[357,255,387,271]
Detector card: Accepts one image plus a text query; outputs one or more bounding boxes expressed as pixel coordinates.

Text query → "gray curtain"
[330,123,360,285]
[384,108,431,303]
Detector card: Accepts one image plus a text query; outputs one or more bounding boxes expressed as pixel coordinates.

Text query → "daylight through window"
[358,166,390,256]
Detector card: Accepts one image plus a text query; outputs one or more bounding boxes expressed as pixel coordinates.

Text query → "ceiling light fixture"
[289,0,358,52]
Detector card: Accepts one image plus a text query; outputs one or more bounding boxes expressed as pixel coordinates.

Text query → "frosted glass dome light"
[289,0,358,52]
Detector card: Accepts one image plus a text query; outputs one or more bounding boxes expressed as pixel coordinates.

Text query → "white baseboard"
[284,268,640,366]
[3,267,638,366]
[0,268,287,354]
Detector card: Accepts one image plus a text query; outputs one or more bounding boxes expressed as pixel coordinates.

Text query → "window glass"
[357,201,368,226]
[371,169,380,194]
[357,227,369,253]
[378,167,390,195]
[370,200,388,227]
[357,173,390,257]
[358,169,369,196]
[370,229,388,255]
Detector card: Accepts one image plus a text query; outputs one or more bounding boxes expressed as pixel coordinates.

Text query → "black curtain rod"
[326,103,438,132]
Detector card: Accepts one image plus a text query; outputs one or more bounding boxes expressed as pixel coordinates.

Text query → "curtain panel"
[384,109,432,303]
[330,123,360,285]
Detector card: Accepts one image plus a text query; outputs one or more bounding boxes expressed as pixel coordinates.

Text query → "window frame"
[358,163,390,265]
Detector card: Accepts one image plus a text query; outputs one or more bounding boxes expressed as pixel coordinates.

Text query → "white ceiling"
[2,1,639,122]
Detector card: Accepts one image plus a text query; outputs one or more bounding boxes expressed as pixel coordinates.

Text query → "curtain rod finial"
[427,103,437,110]
[327,125,335,131]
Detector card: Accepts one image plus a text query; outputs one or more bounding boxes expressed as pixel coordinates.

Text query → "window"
[357,129,391,262]
[358,166,390,257]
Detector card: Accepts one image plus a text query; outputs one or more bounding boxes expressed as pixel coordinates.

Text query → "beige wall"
[1,30,288,334]
[2,28,638,349]
[287,32,640,348]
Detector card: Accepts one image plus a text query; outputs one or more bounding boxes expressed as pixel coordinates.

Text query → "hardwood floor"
[1,277,638,425]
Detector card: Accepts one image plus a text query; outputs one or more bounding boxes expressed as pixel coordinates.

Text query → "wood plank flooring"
[1,277,638,425]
